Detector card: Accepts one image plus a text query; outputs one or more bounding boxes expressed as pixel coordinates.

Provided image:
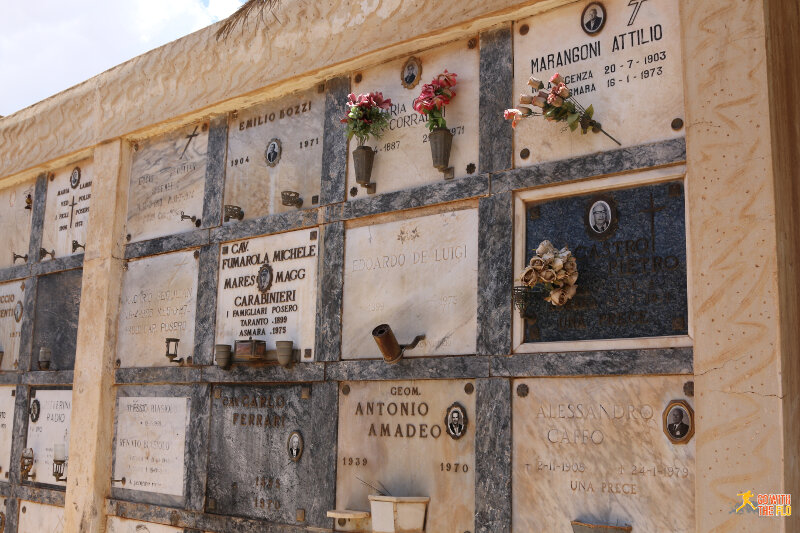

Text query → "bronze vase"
[352,145,376,185]
[428,127,453,170]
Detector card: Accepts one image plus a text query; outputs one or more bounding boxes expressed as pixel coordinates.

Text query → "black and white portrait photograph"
[265,138,281,167]
[288,431,303,461]
[257,261,273,293]
[70,166,81,189]
[445,402,468,440]
[30,398,40,423]
[663,400,694,444]
[581,2,606,34]
[401,56,422,89]
[14,300,22,323]
[588,200,612,233]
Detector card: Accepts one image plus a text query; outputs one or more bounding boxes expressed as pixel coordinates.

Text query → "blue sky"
[0,0,244,117]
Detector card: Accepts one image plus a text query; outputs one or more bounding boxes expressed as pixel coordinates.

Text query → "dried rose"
[557,84,570,99]
[548,288,568,306]
[539,269,557,283]
[536,241,555,256]
[550,73,564,86]
[529,257,545,271]
[552,257,564,271]
[528,76,544,90]
[520,266,537,285]
[565,284,578,299]
[541,252,555,263]
[547,94,564,107]
[566,271,579,285]
[519,94,533,104]
[519,106,535,116]
[564,256,577,272]
[532,96,547,108]
[538,89,550,99]
[556,269,569,281]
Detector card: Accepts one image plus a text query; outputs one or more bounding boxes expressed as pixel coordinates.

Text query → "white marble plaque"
[0,387,14,478]
[346,39,479,198]
[113,396,189,497]
[116,250,199,367]
[0,280,24,371]
[225,87,324,220]
[215,229,319,361]
[336,380,475,533]
[41,160,93,258]
[127,123,208,242]
[107,517,183,533]
[513,0,684,165]
[342,209,478,358]
[18,501,64,533]
[26,389,72,488]
[513,376,695,532]
[0,179,35,269]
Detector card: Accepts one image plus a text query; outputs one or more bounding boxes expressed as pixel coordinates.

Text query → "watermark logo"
[734,491,791,517]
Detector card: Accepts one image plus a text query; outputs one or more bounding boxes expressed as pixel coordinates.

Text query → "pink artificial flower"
[547,93,564,107]
[504,108,524,129]
[371,92,392,109]
[557,84,570,99]
[532,95,547,108]
[550,73,564,85]
[436,70,458,88]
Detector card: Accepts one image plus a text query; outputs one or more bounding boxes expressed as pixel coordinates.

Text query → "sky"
[0,0,245,117]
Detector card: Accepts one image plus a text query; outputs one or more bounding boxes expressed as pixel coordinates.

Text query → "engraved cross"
[639,191,665,252]
[68,196,78,228]
[180,126,200,160]
[627,0,649,26]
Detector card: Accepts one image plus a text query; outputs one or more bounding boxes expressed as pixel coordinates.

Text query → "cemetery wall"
[0,1,796,532]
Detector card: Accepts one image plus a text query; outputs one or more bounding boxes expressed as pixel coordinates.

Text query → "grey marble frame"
[111,384,210,511]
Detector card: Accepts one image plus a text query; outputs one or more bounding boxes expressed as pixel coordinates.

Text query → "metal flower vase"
[512,285,537,318]
[353,145,376,191]
[428,128,453,170]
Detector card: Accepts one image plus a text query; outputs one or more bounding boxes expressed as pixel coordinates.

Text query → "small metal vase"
[512,285,537,317]
[352,145,376,185]
[428,127,453,170]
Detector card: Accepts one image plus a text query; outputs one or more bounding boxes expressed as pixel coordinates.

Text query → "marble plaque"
[41,160,93,258]
[522,181,687,342]
[127,122,208,243]
[107,517,182,533]
[0,387,14,478]
[0,179,35,269]
[207,384,314,522]
[18,501,64,533]
[0,280,25,371]
[346,39,479,198]
[225,87,324,220]
[336,380,475,533]
[342,209,478,358]
[113,396,189,497]
[117,250,199,367]
[25,388,72,488]
[513,376,695,532]
[513,0,684,165]
[215,229,318,362]
[32,269,82,371]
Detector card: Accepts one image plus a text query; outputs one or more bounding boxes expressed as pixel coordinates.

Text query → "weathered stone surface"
[512,376,694,532]
[124,229,210,260]
[0,179,35,270]
[31,269,82,371]
[25,388,72,488]
[521,181,687,342]
[0,280,25,371]
[215,228,319,362]
[0,386,15,478]
[314,222,344,362]
[17,500,65,532]
[475,378,511,533]
[116,250,199,367]
[206,384,321,525]
[479,25,513,174]
[41,160,93,259]
[320,76,350,206]
[106,516,182,533]
[201,115,227,230]
[126,122,208,243]
[345,39,480,199]
[336,379,476,533]
[342,209,478,358]
[477,192,513,355]
[224,87,324,221]
[512,0,684,166]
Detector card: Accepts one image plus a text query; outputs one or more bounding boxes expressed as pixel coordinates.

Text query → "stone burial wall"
[0,0,795,532]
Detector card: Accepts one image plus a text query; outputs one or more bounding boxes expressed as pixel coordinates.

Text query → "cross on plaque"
[639,191,665,252]
[180,126,200,160]
[68,196,78,229]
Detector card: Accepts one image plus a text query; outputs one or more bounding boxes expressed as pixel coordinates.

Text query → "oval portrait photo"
[584,196,618,240]
[581,2,606,35]
[662,400,695,444]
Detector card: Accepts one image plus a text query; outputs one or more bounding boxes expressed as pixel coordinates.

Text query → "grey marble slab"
[114,367,203,385]
[31,254,84,276]
[0,374,19,385]
[477,192,513,356]
[211,207,319,244]
[203,363,325,384]
[320,76,350,206]
[193,244,219,366]
[124,229,210,259]
[20,371,74,385]
[491,138,686,194]
[17,278,37,372]
[0,265,30,284]
[324,172,488,222]
[9,385,29,486]
[31,268,82,371]
[490,347,693,376]
[475,377,511,533]
[15,485,66,506]
[325,356,490,382]
[479,25,513,174]
[314,222,343,363]
[26,175,47,264]
[201,116,228,230]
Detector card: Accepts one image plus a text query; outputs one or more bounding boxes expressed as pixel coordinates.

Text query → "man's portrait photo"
[582,3,606,34]
[288,431,303,461]
[445,402,468,440]
[589,200,612,234]
[663,401,694,444]
[401,56,422,89]
[257,261,273,293]
[265,138,281,167]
